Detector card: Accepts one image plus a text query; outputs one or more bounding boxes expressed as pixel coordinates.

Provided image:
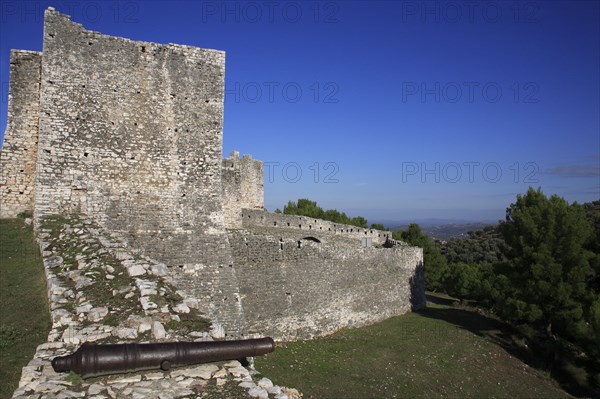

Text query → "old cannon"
[51,337,275,378]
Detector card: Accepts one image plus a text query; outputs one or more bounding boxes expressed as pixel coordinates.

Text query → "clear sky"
[1,0,599,224]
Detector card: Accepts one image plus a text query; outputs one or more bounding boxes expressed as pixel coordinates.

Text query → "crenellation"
[240,208,393,245]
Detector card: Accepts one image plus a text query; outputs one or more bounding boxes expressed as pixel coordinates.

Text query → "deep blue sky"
[1,1,599,223]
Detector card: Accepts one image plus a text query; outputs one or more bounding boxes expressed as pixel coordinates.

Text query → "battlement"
[240,208,392,246]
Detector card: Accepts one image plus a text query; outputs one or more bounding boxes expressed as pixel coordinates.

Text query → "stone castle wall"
[33,8,245,337]
[229,230,424,340]
[0,7,425,346]
[240,208,392,245]
[222,151,264,229]
[0,51,42,218]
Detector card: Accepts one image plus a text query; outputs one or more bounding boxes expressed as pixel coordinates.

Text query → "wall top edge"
[44,7,225,58]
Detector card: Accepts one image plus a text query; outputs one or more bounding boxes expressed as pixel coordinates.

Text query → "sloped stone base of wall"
[13,214,293,399]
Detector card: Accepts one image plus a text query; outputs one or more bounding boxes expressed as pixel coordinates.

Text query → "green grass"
[0,218,51,399]
[256,294,572,399]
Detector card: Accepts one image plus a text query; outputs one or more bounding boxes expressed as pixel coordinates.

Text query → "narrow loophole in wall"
[141,45,146,52]
[297,241,301,248]
[287,222,290,226]
[309,225,312,229]
[83,152,88,157]
[298,224,301,229]
[273,221,277,226]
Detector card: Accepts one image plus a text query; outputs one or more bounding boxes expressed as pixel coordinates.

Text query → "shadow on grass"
[423,293,456,307]
[419,294,598,398]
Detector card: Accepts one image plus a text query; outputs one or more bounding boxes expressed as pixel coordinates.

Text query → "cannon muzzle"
[51,337,275,378]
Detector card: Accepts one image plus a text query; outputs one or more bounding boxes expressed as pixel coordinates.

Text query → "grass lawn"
[256,294,572,399]
[0,218,51,399]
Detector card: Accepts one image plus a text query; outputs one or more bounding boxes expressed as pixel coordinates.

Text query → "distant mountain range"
[370,219,497,241]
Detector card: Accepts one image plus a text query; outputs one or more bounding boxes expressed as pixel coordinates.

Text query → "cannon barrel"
[51,337,275,378]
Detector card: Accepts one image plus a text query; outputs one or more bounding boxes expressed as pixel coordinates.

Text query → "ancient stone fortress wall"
[33,8,245,337]
[0,51,42,218]
[229,229,425,340]
[241,208,393,245]
[222,151,264,229]
[1,5,425,350]
[2,7,425,398]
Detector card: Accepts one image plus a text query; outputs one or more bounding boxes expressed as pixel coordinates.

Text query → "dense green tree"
[582,201,600,293]
[370,223,386,230]
[443,262,481,299]
[495,188,597,344]
[282,198,369,228]
[444,226,506,265]
[350,216,368,229]
[394,224,448,291]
